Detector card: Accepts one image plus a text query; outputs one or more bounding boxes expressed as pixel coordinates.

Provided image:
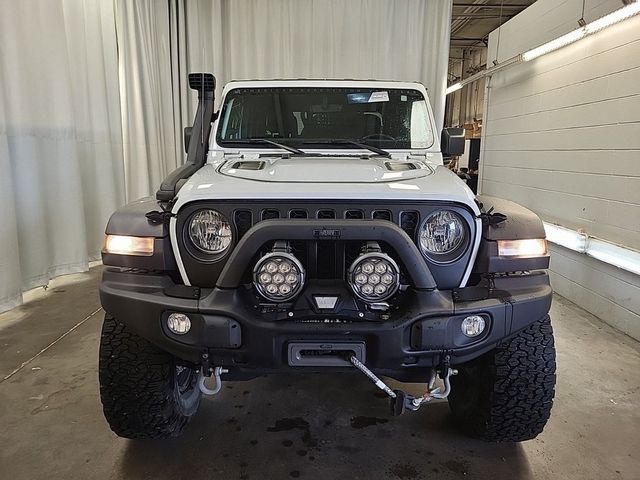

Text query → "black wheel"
[98,314,201,439]
[448,315,556,442]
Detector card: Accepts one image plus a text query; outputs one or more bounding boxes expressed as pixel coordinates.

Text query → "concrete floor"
[0,266,638,480]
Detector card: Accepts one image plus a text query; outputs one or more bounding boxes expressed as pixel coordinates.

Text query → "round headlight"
[418,210,466,261]
[188,209,232,254]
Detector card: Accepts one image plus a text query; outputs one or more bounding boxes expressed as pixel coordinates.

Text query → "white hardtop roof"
[222,79,426,92]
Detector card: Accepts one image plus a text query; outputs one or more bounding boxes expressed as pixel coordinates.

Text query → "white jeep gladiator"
[99,74,555,441]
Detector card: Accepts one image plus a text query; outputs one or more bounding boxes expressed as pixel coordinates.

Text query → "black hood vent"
[385,162,417,171]
[231,161,265,170]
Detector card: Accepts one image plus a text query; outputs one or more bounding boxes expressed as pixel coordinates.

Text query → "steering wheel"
[362,133,397,142]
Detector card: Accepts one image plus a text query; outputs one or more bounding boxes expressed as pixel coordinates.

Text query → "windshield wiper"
[240,138,305,155]
[299,139,391,158]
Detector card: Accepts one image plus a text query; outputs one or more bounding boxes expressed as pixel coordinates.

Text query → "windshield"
[216,87,435,150]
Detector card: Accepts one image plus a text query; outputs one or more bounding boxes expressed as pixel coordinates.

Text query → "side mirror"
[441,127,465,157]
[183,127,192,154]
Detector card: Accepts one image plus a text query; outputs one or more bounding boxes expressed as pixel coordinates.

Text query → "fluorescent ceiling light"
[522,28,586,61]
[523,1,640,61]
[544,223,587,252]
[445,82,462,95]
[543,222,640,276]
[585,1,640,34]
[587,238,640,276]
[445,1,640,95]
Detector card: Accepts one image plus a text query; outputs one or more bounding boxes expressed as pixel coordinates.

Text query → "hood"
[218,157,434,183]
[173,156,479,215]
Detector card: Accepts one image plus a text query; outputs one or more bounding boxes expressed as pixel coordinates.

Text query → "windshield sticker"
[347,93,371,104]
[347,91,390,104]
[369,91,389,103]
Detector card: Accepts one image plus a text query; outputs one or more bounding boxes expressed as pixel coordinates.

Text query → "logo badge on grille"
[314,296,339,309]
[313,229,341,239]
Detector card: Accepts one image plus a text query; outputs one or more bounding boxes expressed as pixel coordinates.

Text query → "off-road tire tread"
[449,315,556,442]
[99,314,198,439]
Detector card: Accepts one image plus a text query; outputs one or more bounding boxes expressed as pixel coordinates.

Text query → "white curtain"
[118,0,453,200]
[0,0,125,313]
[0,0,451,314]
[115,0,182,201]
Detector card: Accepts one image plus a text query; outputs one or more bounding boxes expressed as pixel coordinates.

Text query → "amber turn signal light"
[497,239,547,258]
[102,235,154,256]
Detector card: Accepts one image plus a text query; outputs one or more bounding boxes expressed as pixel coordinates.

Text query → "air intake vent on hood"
[385,162,417,171]
[231,161,265,170]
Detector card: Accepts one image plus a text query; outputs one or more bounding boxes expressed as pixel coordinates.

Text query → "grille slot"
[316,241,336,278]
[400,211,420,239]
[345,209,364,219]
[290,240,308,269]
[261,208,280,221]
[289,209,308,219]
[234,210,253,238]
[372,210,392,221]
[317,209,336,219]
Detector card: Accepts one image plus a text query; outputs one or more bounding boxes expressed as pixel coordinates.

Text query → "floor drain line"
[1,307,103,384]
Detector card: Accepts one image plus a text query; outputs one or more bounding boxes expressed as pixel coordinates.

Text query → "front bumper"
[100,268,552,381]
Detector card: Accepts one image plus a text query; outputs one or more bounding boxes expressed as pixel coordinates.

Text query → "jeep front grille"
[230,205,421,281]
[177,201,476,290]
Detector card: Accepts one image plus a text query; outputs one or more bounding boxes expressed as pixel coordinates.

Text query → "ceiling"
[451,0,537,48]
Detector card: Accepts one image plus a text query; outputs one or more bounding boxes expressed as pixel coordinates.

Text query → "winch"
[347,354,458,416]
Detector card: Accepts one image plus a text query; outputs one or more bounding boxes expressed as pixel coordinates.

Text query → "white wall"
[480,0,640,339]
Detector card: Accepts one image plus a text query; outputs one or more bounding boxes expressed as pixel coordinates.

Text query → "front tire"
[448,315,556,442]
[99,314,201,439]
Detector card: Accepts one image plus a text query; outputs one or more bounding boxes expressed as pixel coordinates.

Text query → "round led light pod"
[167,313,191,335]
[254,252,305,302]
[348,252,400,302]
[461,315,486,337]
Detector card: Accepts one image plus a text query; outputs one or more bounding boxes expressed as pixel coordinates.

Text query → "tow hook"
[198,366,228,396]
[347,354,457,416]
[390,367,458,416]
